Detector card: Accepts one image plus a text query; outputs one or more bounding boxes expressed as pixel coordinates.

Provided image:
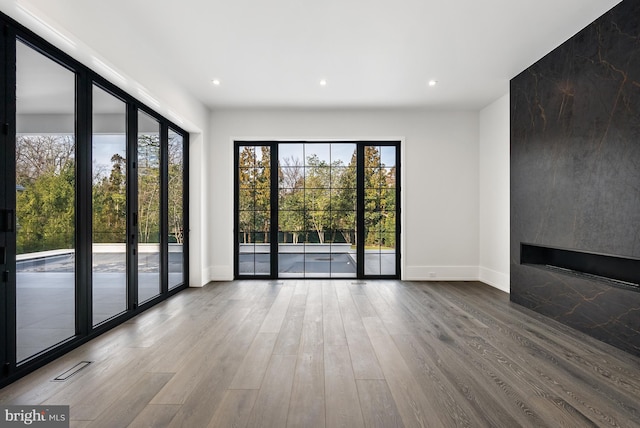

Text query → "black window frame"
[234,140,401,280]
[0,11,190,387]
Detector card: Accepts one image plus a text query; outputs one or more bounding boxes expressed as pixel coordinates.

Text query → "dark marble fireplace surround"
[510,0,640,357]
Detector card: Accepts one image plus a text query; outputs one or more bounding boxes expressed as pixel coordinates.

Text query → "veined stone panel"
[510,0,640,356]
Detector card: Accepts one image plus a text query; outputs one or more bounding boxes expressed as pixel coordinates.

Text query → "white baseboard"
[189,265,233,287]
[479,267,510,293]
[191,264,510,292]
[188,270,205,287]
[404,265,479,281]
[208,265,234,282]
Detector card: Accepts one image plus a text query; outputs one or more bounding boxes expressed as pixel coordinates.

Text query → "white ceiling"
[2,0,623,111]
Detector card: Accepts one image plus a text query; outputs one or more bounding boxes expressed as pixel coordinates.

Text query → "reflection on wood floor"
[1,280,639,427]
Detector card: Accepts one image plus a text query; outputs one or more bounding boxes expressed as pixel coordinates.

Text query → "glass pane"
[255,146,271,168]
[364,188,381,210]
[331,188,356,211]
[168,129,184,289]
[279,143,303,165]
[330,207,357,278]
[237,145,270,276]
[331,143,356,166]
[364,146,381,168]
[305,143,330,165]
[138,111,160,302]
[381,211,396,236]
[279,166,304,189]
[384,168,396,188]
[279,189,303,210]
[365,226,382,248]
[239,250,255,275]
[239,146,256,167]
[331,166,355,188]
[381,231,396,275]
[279,134,305,287]
[305,168,330,195]
[330,212,356,238]
[279,210,304,238]
[239,188,256,211]
[365,167,386,188]
[363,144,397,277]
[380,146,396,168]
[305,188,330,211]
[255,181,270,211]
[382,232,396,251]
[92,85,127,325]
[365,251,382,276]
[278,252,304,276]
[305,252,330,277]
[381,252,396,275]
[16,41,76,362]
[239,168,254,188]
[239,211,254,242]
[331,248,357,277]
[305,212,330,244]
[253,212,270,238]
[255,252,270,275]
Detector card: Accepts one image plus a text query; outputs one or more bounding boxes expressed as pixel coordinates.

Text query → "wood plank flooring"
[1,280,639,427]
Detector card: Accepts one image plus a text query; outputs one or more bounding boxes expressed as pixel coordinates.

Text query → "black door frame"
[1,17,17,379]
[0,11,190,387]
[234,140,401,280]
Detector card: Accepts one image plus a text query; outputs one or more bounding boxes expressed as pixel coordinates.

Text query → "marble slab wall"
[510,0,640,357]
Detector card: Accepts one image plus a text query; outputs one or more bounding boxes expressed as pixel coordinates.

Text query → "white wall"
[206,108,480,282]
[2,1,512,288]
[479,95,510,292]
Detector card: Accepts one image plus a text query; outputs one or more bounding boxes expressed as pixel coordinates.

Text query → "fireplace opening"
[520,243,640,290]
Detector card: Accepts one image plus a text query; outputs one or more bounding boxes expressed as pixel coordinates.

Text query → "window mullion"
[356,144,365,278]
[76,70,92,336]
[270,142,278,279]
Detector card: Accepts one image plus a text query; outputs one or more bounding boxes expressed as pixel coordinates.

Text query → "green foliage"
[238,144,397,250]
[238,146,272,243]
[16,133,185,254]
[304,154,332,244]
[167,132,184,244]
[137,134,161,243]
[93,153,127,243]
[17,161,75,253]
[278,154,304,243]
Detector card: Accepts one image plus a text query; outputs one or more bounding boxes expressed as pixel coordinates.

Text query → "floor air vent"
[53,361,92,381]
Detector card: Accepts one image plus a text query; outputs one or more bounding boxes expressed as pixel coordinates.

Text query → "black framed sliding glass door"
[168,129,186,290]
[362,145,398,276]
[15,40,78,362]
[235,141,400,279]
[0,11,189,387]
[137,111,162,303]
[277,143,358,278]
[92,84,128,326]
[236,144,273,277]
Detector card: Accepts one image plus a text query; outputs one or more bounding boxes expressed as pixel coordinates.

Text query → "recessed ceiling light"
[319,79,327,86]
[428,80,438,87]
[212,79,221,86]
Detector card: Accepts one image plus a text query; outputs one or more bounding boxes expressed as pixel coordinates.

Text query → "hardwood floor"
[1,280,639,427]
